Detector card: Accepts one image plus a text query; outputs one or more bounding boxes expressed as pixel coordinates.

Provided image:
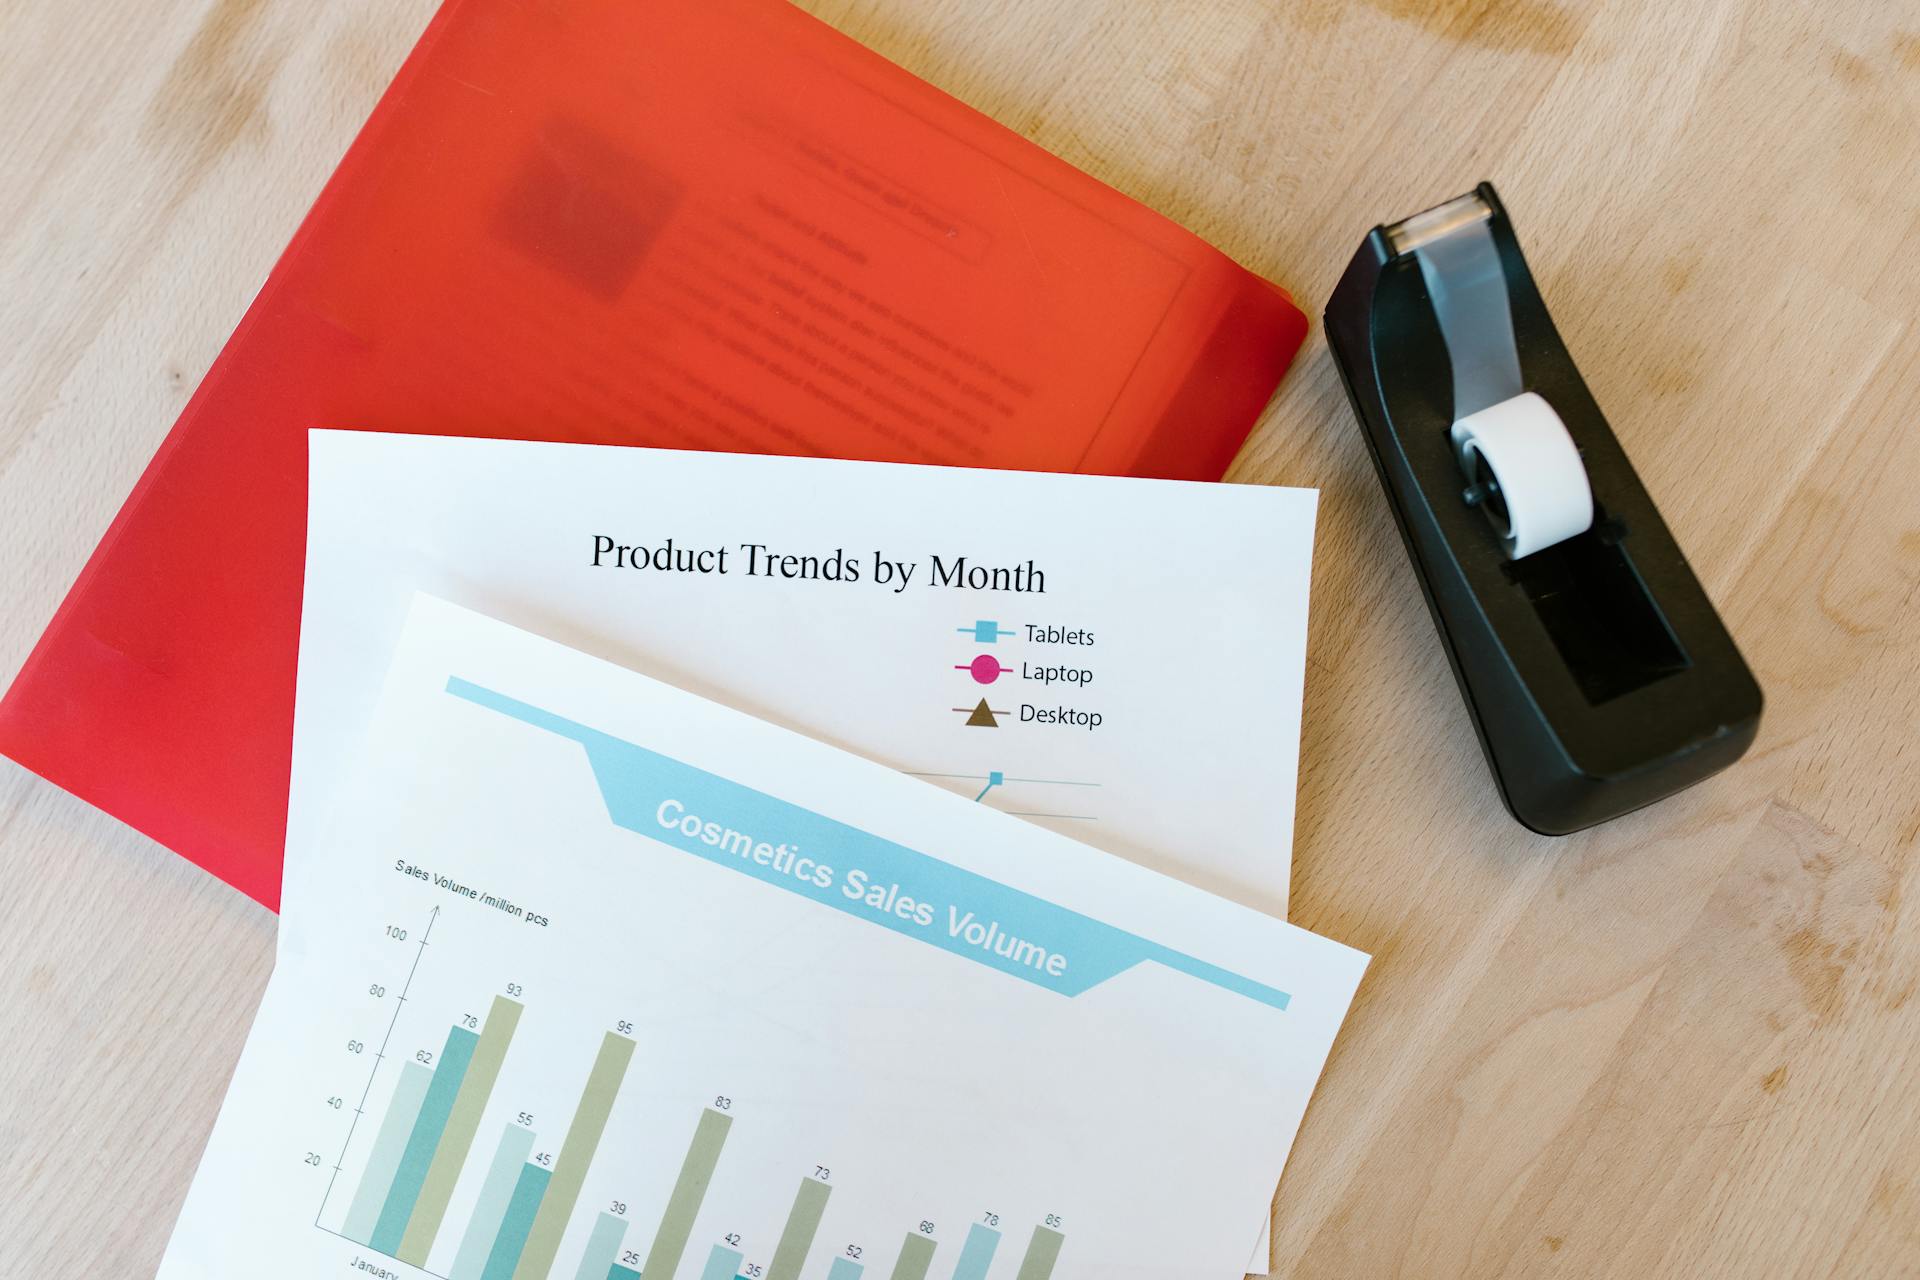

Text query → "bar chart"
[157,604,1361,1280]
[320,911,1068,1280]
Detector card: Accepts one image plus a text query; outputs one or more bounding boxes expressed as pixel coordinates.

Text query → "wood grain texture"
[1,0,1916,1275]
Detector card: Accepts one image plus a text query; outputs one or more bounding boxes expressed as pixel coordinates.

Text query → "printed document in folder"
[159,597,1367,1280]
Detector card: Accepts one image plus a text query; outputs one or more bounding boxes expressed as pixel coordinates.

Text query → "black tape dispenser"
[1324,183,1762,834]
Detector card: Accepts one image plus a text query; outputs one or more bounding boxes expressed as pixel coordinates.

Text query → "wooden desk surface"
[2,1,1916,1275]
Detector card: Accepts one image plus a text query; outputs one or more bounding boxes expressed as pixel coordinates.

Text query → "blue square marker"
[958,620,1015,643]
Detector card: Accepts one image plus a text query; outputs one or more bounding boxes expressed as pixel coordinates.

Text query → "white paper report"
[294,431,1318,920]
[161,597,1367,1280]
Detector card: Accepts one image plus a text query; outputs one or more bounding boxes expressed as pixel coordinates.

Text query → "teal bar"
[573,1212,628,1280]
[370,1025,482,1252]
[607,1268,641,1280]
[700,1243,743,1280]
[480,1163,551,1280]
[828,1259,864,1280]
[952,1223,1001,1280]
[342,1062,435,1244]
[451,1125,538,1280]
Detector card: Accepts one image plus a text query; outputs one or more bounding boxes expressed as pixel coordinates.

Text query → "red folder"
[0,0,1306,910]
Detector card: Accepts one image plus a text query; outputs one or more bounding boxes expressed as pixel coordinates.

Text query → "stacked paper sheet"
[149,439,1365,1278]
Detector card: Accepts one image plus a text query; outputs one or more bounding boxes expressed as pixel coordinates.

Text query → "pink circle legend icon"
[959,654,1012,684]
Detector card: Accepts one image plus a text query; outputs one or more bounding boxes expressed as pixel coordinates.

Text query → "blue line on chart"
[908,770,1100,821]
[912,771,1101,789]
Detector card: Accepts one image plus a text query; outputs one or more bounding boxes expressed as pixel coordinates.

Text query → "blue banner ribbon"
[450,678,1289,1012]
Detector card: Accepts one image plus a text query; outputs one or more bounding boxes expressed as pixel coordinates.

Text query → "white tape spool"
[1450,392,1594,559]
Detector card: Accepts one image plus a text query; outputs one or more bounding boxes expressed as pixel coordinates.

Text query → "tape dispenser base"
[1324,183,1762,835]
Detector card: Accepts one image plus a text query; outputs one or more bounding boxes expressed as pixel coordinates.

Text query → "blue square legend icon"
[959,620,1016,643]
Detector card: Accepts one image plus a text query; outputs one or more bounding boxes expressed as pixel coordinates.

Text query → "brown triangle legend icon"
[963,698,1001,728]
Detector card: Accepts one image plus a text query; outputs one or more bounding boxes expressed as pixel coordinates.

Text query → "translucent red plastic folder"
[0,0,1307,908]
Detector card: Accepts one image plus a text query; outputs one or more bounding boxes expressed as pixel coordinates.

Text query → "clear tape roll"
[1450,392,1593,559]
[1412,208,1523,422]
[1403,195,1594,558]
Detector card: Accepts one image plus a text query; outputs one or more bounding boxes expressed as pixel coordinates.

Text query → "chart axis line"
[315,905,439,1228]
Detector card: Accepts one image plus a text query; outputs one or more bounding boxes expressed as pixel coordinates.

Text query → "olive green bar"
[399,995,525,1265]
[888,1232,936,1280]
[512,1031,636,1280]
[1014,1225,1065,1280]
[641,1107,733,1280]
[765,1176,832,1280]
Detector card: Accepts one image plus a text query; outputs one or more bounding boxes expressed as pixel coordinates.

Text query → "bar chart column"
[827,1257,864,1280]
[641,1106,733,1279]
[512,1030,636,1280]
[951,1222,1001,1280]
[699,1243,743,1280]
[888,1232,936,1280]
[341,1061,434,1245]
[765,1175,832,1280]
[1014,1224,1066,1280]
[571,1211,628,1280]
[451,1125,538,1280]
[400,995,524,1264]
[370,1024,482,1252]
[481,1161,552,1280]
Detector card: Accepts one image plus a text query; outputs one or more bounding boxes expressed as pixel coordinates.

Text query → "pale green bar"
[342,1062,435,1243]
[400,996,525,1264]
[451,1125,537,1280]
[572,1212,628,1280]
[889,1233,936,1280]
[699,1245,742,1280]
[765,1177,831,1280]
[641,1108,733,1280]
[511,1032,636,1280]
[1014,1225,1065,1280]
